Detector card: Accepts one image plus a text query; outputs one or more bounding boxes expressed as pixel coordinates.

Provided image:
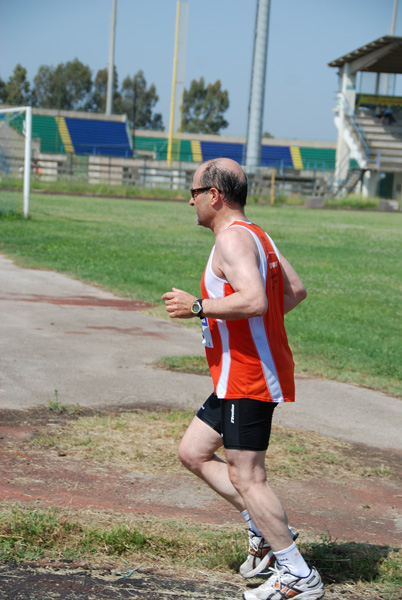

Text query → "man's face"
[189,169,210,227]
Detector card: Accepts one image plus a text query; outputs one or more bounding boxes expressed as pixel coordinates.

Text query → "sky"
[1,0,401,142]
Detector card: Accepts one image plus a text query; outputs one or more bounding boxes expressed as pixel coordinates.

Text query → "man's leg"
[224,447,292,552]
[178,415,246,511]
[224,446,325,600]
[179,408,307,582]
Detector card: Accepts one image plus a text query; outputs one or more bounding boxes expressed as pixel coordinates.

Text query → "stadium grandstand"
[0,92,398,200]
[329,34,402,202]
[1,105,348,197]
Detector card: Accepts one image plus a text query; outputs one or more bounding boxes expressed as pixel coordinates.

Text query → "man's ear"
[209,187,222,208]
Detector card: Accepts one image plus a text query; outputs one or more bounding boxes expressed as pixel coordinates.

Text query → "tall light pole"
[391,0,399,34]
[384,0,399,95]
[167,1,189,166]
[106,0,117,115]
[245,0,271,169]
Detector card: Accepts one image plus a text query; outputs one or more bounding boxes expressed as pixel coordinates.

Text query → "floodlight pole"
[384,0,399,95]
[167,2,181,167]
[106,0,117,115]
[245,0,271,169]
[167,1,188,167]
[391,0,398,34]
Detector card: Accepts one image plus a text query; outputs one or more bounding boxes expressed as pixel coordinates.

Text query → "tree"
[55,59,92,110]
[0,77,6,103]
[89,66,121,113]
[32,59,92,110]
[3,64,31,106]
[181,77,229,134]
[120,70,163,130]
[32,65,56,108]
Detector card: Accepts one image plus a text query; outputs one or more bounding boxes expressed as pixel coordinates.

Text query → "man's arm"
[162,227,267,320]
[279,252,307,314]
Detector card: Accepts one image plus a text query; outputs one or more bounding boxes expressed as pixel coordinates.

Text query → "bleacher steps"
[353,109,402,172]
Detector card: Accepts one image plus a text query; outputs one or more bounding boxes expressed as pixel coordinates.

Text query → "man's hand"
[162,287,197,319]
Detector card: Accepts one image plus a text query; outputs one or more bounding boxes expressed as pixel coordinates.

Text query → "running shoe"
[240,529,299,579]
[243,565,324,600]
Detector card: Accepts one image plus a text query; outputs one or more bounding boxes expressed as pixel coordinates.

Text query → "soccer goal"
[0,106,32,218]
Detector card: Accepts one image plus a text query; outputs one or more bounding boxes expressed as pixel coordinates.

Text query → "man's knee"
[178,435,211,474]
[178,432,223,475]
[178,416,223,473]
[178,437,198,471]
[226,457,267,496]
[226,466,248,495]
[228,472,267,500]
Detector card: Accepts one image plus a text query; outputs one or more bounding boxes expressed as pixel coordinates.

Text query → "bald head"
[197,158,248,207]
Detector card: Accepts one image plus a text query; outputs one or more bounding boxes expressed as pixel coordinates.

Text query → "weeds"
[0,508,150,562]
[29,409,395,482]
[324,194,380,210]
[154,354,209,376]
[0,508,72,561]
[47,390,81,415]
[0,507,400,596]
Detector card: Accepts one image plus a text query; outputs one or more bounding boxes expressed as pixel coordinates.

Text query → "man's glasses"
[190,186,221,199]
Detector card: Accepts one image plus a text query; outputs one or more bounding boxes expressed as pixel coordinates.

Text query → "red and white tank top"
[200,221,295,403]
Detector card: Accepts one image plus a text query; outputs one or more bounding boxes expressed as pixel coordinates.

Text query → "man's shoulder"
[215,222,261,257]
[225,221,270,243]
[216,222,254,244]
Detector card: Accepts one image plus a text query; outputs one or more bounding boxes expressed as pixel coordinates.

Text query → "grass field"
[0,191,401,396]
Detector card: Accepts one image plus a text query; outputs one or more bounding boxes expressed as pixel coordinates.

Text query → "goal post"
[0,105,32,218]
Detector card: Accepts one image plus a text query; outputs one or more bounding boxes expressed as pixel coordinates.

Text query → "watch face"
[191,301,201,315]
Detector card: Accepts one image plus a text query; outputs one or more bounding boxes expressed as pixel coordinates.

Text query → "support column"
[334,63,357,191]
[362,170,381,197]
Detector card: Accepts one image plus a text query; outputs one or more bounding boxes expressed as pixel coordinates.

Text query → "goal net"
[0,106,32,217]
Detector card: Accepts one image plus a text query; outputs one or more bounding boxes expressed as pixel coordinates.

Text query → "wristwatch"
[191,298,204,318]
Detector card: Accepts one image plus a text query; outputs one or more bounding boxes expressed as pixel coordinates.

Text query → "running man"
[162,158,324,600]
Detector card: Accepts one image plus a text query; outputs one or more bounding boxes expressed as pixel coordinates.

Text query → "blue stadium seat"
[261,146,293,169]
[198,141,293,169]
[200,141,246,163]
[65,118,132,157]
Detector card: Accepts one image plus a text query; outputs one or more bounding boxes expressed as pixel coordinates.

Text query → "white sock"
[241,510,262,537]
[241,510,296,543]
[274,542,310,578]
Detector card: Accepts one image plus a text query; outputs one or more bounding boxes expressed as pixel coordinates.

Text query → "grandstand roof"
[328,35,402,74]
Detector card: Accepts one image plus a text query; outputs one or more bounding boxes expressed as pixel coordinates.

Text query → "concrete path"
[0,254,401,452]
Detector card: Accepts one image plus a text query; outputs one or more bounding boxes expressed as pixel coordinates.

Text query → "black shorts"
[196,392,276,451]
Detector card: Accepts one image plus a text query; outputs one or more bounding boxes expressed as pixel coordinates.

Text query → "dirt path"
[0,561,245,600]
